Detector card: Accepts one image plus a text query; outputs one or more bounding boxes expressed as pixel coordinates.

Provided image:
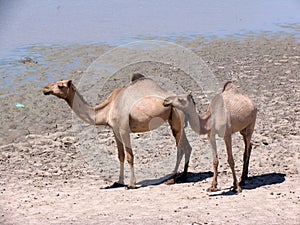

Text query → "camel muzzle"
[43,89,51,95]
[163,96,177,107]
[163,99,172,107]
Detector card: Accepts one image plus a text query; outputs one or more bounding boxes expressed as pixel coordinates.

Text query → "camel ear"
[187,92,193,100]
[67,80,72,88]
[188,92,196,104]
[58,82,64,88]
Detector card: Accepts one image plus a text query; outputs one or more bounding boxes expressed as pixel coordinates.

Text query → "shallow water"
[0,0,299,91]
[1,0,299,54]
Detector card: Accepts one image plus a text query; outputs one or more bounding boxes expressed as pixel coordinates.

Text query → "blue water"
[0,0,299,58]
[0,0,299,91]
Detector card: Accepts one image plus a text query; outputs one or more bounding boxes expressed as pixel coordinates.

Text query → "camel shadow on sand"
[102,171,213,189]
[102,172,285,191]
[209,172,286,196]
[138,171,214,187]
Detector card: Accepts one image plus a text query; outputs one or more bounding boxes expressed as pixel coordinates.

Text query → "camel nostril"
[43,90,50,95]
[163,100,171,107]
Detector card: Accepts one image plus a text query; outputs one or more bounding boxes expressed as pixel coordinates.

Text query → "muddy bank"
[0,33,299,224]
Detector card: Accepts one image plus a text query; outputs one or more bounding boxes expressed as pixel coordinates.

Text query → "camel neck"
[65,87,96,125]
[199,113,211,135]
[186,106,210,135]
[185,106,201,134]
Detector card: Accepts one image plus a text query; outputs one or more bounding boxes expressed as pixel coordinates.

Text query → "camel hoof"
[206,186,220,192]
[230,186,242,193]
[103,182,125,189]
[126,185,138,190]
[165,178,175,185]
[236,187,242,193]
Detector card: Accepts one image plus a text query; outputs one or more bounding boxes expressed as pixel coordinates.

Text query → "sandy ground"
[0,33,299,224]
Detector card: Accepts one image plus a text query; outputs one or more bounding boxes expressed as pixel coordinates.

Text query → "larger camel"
[163,81,257,192]
[43,74,192,188]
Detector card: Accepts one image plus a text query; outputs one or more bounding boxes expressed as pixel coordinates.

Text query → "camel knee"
[212,156,219,171]
[227,159,234,168]
[118,151,125,163]
[227,153,235,168]
[126,153,134,166]
[213,157,219,167]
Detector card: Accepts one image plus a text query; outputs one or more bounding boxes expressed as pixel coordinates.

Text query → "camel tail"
[222,81,236,92]
[131,73,145,83]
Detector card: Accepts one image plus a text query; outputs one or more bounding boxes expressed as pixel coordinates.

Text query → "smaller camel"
[43,74,192,188]
[163,82,257,192]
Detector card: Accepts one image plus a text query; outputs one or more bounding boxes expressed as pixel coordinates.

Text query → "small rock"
[285,70,291,74]
[279,59,288,63]
[18,57,38,64]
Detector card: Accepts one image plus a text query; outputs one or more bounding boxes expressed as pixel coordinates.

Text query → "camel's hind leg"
[119,130,136,188]
[239,125,254,186]
[224,135,241,192]
[165,126,185,185]
[113,131,125,186]
[182,130,192,177]
[177,130,192,181]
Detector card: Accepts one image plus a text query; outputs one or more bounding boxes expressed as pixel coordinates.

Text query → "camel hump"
[131,73,145,83]
[222,81,236,92]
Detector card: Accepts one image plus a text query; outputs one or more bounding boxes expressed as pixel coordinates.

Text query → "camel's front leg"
[207,132,219,192]
[165,141,185,185]
[182,130,192,177]
[165,125,185,185]
[166,110,191,184]
[172,130,191,179]
[120,130,136,189]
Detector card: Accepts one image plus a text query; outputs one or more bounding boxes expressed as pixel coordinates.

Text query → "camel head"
[163,93,196,110]
[43,80,73,99]
[163,93,195,129]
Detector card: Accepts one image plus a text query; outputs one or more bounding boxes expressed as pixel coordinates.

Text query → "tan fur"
[43,75,192,188]
[163,82,257,192]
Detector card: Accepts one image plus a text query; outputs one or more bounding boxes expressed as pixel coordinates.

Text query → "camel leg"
[125,145,136,188]
[120,130,136,188]
[166,109,189,184]
[165,137,184,184]
[175,112,192,180]
[207,132,219,192]
[240,126,254,186]
[113,131,125,186]
[180,129,192,177]
[224,135,241,192]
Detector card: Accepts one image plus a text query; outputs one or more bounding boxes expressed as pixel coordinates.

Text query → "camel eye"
[178,98,185,103]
